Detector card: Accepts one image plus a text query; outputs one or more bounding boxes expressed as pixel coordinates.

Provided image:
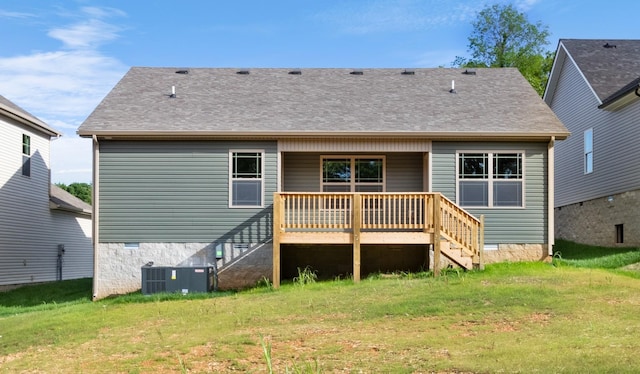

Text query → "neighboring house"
[78,67,568,299]
[0,95,93,287]
[544,39,640,246]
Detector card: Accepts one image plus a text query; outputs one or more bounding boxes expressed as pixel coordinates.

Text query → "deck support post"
[424,195,432,272]
[478,215,485,270]
[272,193,282,288]
[433,193,442,277]
[353,194,362,283]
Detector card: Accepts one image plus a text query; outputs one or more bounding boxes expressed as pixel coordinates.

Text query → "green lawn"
[1,241,639,373]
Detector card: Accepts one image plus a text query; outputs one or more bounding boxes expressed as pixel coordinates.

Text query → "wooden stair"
[440,240,473,269]
[434,195,484,272]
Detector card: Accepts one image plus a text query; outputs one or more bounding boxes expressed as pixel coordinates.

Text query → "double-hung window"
[584,128,593,174]
[457,152,524,208]
[229,150,264,208]
[22,134,31,177]
[321,156,385,192]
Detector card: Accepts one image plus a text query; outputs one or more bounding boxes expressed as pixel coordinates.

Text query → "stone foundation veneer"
[93,242,273,300]
[482,244,549,263]
[93,241,548,299]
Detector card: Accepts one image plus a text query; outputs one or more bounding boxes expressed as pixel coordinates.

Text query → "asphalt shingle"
[78,67,568,139]
[560,39,640,102]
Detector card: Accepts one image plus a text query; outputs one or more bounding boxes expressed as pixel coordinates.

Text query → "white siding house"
[0,95,93,287]
[545,39,640,246]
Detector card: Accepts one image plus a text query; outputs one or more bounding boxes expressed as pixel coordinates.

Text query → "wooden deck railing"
[274,192,482,251]
[438,194,484,260]
[273,192,484,276]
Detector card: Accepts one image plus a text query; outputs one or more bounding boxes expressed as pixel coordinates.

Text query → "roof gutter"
[598,80,640,110]
[78,130,570,141]
[49,201,92,216]
[0,103,61,137]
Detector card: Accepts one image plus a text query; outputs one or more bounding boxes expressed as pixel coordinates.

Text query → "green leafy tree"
[56,182,92,204]
[453,3,552,96]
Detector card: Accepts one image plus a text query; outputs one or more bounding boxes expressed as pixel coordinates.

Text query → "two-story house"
[0,95,93,288]
[544,39,640,246]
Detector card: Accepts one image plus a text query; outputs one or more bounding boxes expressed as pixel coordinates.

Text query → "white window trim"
[320,155,386,192]
[584,128,593,174]
[229,149,265,208]
[455,150,526,209]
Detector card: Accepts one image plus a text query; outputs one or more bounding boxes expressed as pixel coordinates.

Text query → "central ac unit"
[141,266,216,295]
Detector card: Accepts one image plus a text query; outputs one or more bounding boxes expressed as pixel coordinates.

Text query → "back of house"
[78,67,568,299]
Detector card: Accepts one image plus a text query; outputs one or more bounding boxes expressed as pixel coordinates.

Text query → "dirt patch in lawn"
[621,262,640,271]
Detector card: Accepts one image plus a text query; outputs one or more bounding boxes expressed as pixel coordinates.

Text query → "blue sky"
[1,0,638,184]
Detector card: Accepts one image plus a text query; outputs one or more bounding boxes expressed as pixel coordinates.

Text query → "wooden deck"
[272,192,484,287]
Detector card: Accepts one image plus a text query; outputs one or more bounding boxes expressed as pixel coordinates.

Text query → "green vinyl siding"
[386,153,423,192]
[98,140,277,242]
[432,142,548,244]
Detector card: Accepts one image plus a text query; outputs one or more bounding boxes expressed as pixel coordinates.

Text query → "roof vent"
[236,70,250,75]
[603,43,617,49]
[401,69,415,75]
[175,69,189,74]
[462,69,476,75]
[288,69,302,75]
[350,69,364,75]
[449,80,456,94]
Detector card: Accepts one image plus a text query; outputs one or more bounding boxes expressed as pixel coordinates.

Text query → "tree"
[56,182,92,204]
[454,3,552,96]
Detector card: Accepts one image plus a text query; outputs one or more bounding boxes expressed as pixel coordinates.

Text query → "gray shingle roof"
[0,95,61,137]
[78,67,568,140]
[50,184,92,216]
[560,39,640,102]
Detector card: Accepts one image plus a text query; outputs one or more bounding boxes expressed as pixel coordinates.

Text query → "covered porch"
[272,192,484,287]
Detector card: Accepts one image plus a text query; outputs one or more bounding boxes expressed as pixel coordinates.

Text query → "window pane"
[232,180,261,206]
[584,129,593,153]
[493,153,522,179]
[355,158,383,183]
[323,159,350,183]
[585,152,593,174]
[233,153,261,178]
[22,156,31,177]
[494,181,522,206]
[584,129,593,174]
[459,181,488,206]
[22,135,30,155]
[459,153,487,178]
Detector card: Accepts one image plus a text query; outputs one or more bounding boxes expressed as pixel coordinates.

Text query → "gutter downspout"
[91,135,100,301]
[548,136,555,257]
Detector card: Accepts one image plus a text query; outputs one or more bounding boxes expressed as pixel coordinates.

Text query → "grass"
[553,239,640,272]
[0,241,639,372]
[0,277,93,317]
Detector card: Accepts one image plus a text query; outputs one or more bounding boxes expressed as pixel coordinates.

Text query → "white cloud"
[49,19,122,49]
[515,0,542,12]
[81,6,127,19]
[0,6,127,184]
[0,9,36,19]
[317,0,480,35]
[0,50,125,120]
